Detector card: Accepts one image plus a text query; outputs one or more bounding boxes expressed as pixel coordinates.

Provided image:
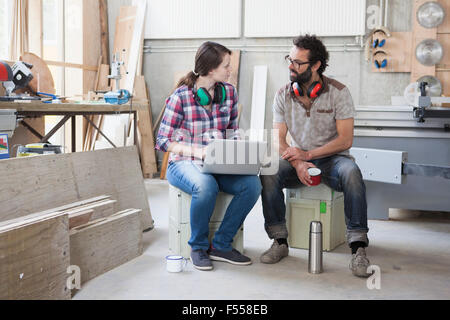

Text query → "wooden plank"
[250,65,267,141]
[60,199,117,222]
[160,151,170,179]
[36,195,111,215]
[69,209,143,284]
[100,3,144,150]
[83,0,101,94]
[69,209,93,229]
[0,146,154,231]
[0,100,147,112]
[229,50,241,89]
[45,60,98,71]
[73,199,117,221]
[112,6,137,90]
[237,103,243,126]
[84,58,103,152]
[82,0,102,153]
[99,0,110,65]
[134,76,158,177]
[91,115,104,150]
[2,196,114,230]
[153,104,166,137]
[124,0,147,93]
[97,64,111,91]
[28,0,43,57]
[0,212,70,300]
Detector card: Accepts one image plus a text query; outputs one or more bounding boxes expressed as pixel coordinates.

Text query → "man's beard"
[290,66,312,84]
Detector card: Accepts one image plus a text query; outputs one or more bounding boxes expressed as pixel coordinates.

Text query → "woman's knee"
[242,176,262,200]
[192,175,219,196]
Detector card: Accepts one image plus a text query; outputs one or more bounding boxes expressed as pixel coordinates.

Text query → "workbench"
[353,105,450,220]
[0,100,148,152]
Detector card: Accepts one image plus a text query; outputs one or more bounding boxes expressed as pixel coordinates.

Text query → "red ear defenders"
[291,81,323,99]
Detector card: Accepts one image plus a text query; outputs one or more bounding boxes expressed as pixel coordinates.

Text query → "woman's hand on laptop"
[193,147,207,160]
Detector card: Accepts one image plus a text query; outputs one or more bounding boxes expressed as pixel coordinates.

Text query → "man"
[259,34,370,277]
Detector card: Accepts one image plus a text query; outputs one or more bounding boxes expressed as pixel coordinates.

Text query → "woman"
[156,42,261,271]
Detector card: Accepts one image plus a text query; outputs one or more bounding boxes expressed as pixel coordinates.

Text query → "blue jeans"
[260,156,369,247]
[167,161,262,251]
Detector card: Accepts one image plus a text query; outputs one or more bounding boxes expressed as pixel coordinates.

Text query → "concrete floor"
[74,179,450,300]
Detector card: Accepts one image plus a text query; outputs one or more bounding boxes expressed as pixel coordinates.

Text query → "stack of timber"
[0,195,143,299]
[0,146,154,231]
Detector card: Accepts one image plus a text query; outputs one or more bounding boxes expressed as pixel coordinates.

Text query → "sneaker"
[190,249,213,271]
[208,247,252,266]
[349,247,371,278]
[260,240,289,264]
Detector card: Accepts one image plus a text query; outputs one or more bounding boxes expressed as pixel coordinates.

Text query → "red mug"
[307,168,322,186]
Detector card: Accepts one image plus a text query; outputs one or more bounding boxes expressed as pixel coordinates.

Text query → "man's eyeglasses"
[285,55,311,68]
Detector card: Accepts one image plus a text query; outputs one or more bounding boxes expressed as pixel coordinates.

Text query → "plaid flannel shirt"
[155,83,239,163]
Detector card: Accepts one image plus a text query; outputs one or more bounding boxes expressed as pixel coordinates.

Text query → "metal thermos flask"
[308,221,323,274]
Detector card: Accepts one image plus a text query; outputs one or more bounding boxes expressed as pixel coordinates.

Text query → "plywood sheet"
[70,209,142,284]
[0,212,70,300]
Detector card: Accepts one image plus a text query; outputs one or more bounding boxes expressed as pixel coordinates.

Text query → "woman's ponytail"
[175,71,198,90]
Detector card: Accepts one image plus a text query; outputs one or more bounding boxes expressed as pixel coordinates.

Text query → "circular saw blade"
[415,39,443,66]
[417,75,442,97]
[417,1,445,28]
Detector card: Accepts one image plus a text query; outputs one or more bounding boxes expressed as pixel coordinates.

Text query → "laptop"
[195,139,267,175]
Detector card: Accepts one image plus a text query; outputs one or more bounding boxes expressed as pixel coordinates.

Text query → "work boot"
[260,240,289,264]
[349,247,371,277]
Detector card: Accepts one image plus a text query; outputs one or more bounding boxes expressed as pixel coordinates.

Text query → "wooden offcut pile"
[0,146,152,299]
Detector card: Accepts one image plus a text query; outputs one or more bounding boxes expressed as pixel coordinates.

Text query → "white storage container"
[169,185,244,258]
[286,184,346,251]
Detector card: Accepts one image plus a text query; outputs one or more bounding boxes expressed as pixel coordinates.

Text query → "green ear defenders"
[193,83,226,106]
